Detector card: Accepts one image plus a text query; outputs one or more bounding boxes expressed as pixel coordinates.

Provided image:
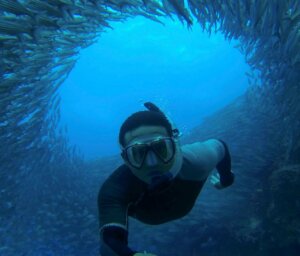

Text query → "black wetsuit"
[98,139,234,256]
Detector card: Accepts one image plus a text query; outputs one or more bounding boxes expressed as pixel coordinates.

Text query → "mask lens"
[126,144,147,169]
[151,138,175,163]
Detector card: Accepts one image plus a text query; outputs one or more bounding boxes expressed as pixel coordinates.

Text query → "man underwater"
[98,102,235,256]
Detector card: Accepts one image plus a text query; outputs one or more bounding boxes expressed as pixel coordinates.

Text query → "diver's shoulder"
[102,164,144,189]
[181,139,220,150]
[105,164,132,182]
[181,139,222,155]
[99,164,132,194]
[179,139,223,180]
[99,163,145,200]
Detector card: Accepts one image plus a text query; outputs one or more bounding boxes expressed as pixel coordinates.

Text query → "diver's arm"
[215,139,234,188]
[98,190,137,256]
[182,139,234,185]
[100,226,156,256]
[100,225,137,256]
[98,165,142,256]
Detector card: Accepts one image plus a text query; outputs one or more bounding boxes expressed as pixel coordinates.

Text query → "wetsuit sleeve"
[215,139,234,187]
[182,139,226,181]
[99,225,137,256]
[98,166,137,256]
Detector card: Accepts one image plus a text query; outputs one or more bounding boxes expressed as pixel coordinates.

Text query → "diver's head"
[119,103,182,185]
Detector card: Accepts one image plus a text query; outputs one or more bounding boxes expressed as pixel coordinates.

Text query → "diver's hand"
[210,173,225,189]
[133,252,157,256]
[210,171,234,189]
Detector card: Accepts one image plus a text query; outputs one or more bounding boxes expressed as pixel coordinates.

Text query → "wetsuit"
[98,139,233,256]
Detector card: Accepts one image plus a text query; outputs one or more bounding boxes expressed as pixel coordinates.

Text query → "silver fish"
[0,34,18,42]
[0,0,34,17]
[36,16,60,29]
[27,0,65,18]
[163,0,193,27]
[0,17,33,35]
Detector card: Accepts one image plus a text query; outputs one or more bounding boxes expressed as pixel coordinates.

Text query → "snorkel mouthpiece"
[148,172,173,194]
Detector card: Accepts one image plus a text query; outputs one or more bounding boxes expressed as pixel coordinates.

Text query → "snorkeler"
[98,102,234,256]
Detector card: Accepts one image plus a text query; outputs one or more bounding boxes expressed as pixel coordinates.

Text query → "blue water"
[60,17,249,159]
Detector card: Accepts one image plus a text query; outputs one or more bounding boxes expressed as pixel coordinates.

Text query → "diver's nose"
[145,150,158,166]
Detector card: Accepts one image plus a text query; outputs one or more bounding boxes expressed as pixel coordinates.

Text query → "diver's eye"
[131,145,147,162]
[152,140,168,159]
[151,138,175,163]
[126,144,148,168]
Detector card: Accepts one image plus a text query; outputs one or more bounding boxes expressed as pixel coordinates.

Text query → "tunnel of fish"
[0,0,299,255]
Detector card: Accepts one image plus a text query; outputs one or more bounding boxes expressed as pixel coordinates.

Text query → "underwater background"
[0,0,299,256]
[60,17,249,159]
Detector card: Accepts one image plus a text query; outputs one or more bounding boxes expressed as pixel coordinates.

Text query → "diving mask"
[122,137,176,169]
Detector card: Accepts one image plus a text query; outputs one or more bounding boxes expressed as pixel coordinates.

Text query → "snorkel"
[144,102,181,138]
[141,102,183,192]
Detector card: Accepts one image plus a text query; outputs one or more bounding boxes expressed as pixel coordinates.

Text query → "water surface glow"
[60,17,249,159]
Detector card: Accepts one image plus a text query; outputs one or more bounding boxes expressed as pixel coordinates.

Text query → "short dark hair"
[119,110,173,147]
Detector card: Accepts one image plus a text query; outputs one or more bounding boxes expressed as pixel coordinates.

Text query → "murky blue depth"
[1,0,299,255]
[60,17,249,159]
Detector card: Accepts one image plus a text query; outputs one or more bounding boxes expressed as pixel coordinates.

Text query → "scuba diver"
[98,102,235,256]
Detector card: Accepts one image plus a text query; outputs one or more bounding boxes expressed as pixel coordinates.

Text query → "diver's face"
[123,125,176,184]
